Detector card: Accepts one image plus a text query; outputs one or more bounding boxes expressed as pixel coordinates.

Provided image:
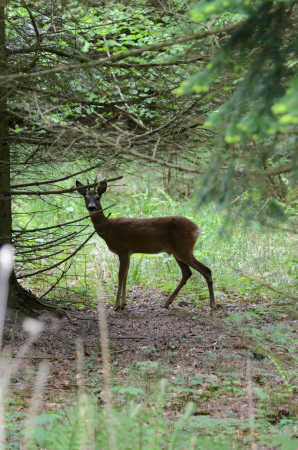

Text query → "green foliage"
[19,395,214,449]
[6,0,191,130]
[175,0,298,216]
[7,374,297,449]
[181,1,298,141]
[224,311,297,399]
[273,73,298,127]
[190,0,258,22]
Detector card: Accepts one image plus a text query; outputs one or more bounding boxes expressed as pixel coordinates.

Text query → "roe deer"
[76,179,216,311]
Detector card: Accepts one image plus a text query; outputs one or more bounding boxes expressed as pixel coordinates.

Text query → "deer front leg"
[114,253,130,311]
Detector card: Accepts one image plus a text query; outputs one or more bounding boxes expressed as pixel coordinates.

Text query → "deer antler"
[96,174,122,184]
[79,175,123,191]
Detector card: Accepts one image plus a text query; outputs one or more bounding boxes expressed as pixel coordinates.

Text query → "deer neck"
[89,206,109,232]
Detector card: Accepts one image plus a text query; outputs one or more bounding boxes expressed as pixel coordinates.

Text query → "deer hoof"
[211,303,222,310]
[114,304,126,312]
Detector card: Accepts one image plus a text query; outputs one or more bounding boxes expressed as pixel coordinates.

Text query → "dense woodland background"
[0,1,297,448]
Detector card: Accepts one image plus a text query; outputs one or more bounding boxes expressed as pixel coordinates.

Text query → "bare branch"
[0,23,240,85]
[254,163,294,177]
[11,162,102,188]
[123,148,201,173]
[17,231,96,279]
[14,88,154,108]
[3,175,123,197]
[8,46,205,67]
[132,99,205,141]
[20,0,41,70]
[39,262,73,299]
[21,0,41,48]
[16,247,68,263]
[12,214,90,234]
[14,227,88,251]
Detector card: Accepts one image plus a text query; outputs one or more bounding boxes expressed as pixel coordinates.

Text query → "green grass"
[6,367,297,449]
[14,166,296,309]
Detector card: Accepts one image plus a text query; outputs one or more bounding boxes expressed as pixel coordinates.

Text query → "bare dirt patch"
[3,287,296,423]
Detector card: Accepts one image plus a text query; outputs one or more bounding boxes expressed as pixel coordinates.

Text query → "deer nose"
[87,205,97,211]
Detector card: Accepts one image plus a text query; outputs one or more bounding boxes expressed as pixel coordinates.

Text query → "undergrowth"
[14,164,297,311]
[4,163,297,449]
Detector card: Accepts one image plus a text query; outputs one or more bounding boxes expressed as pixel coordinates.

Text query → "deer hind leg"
[186,256,216,309]
[115,253,130,311]
[120,255,130,310]
[163,259,192,309]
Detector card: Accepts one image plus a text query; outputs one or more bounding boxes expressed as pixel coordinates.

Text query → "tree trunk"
[0,1,12,249]
[0,2,62,318]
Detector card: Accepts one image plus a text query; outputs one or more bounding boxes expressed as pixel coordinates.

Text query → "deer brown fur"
[76,179,216,311]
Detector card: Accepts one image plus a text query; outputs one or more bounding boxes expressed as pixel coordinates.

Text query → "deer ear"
[76,180,86,196]
[97,180,107,195]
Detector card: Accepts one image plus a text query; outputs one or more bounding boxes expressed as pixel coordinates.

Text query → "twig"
[111,349,130,354]
[16,231,96,279]
[20,0,41,73]
[123,148,201,173]
[11,162,103,188]
[4,175,123,197]
[232,266,298,301]
[16,247,68,263]
[14,227,88,251]
[39,262,72,299]
[0,23,240,85]
[13,356,54,359]
[132,99,204,140]
[110,336,148,340]
[13,214,90,234]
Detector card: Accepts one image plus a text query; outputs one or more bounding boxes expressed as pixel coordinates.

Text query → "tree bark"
[0,1,11,249]
[0,1,62,318]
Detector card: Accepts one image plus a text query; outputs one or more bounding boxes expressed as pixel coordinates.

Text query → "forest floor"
[4,286,296,434]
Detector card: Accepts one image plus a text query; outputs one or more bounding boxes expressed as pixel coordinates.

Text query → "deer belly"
[135,245,170,254]
[106,240,169,255]
[131,238,171,254]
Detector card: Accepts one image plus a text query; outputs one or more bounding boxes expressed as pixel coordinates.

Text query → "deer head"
[76,180,107,212]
